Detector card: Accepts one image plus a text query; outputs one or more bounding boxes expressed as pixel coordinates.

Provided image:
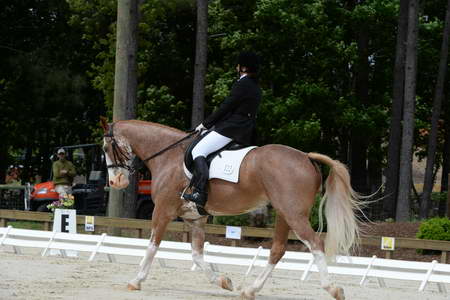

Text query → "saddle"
[181,131,256,218]
[183,131,247,176]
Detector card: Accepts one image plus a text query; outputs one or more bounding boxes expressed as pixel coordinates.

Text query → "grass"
[7,221,44,230]
[5,221,152,239]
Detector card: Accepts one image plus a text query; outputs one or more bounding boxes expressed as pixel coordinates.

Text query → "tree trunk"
[368,137,383,219]
[350,132,369,194]
[0,145,7,183]
[420,0,450,219]
[191,0,208,128]
[396,0,419,222]
[439,104,450,216]
[384,0,409,219]
[109,0,139,224]
[350,0,370,195]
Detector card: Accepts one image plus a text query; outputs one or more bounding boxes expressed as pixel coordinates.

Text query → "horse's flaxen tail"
[308,152,363,258]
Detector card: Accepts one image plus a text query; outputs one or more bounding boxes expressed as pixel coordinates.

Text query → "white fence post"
[0,225,12,246]
[89,233,107,262]
[245,246,263,277]
[237,246,263,291]
[41,230,58,257]
[301,256,315,281]
[360,255,377,286]
[419,260,437,292]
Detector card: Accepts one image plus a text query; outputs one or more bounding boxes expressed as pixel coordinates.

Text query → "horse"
[100,119,362,300]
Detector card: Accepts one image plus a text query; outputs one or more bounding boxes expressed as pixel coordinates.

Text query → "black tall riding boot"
[183,156,209,214]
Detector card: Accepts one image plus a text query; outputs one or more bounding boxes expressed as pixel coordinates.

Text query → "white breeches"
[191,131,232,159]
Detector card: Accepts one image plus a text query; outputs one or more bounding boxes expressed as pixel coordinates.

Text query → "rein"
[104,122,197,174]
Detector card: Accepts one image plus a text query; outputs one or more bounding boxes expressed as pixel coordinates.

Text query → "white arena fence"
[1,226,450,293]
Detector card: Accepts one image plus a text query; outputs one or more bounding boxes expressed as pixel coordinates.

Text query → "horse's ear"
[99,116,109,132]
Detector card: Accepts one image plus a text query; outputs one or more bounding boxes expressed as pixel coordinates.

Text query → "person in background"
[52,148,76,199]
[5,166,21,186]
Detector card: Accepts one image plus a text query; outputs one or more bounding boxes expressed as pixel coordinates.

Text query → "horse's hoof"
[218,275,234,291]
[240,289,256,300]
[127,282,141,291]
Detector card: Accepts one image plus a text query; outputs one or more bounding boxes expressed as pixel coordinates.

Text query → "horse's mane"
[117,119,186,135]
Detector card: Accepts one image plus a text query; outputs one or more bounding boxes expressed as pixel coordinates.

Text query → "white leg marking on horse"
[242,263,275,298]
[296,234,344,299]
[129,233,158,289]
[192,249,219,284]
[312,250,332,288]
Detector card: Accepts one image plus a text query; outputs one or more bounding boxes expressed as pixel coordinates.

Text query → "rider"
[183,51,262,213]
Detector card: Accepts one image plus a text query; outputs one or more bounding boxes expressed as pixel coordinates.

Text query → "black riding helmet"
[237,51,260,73]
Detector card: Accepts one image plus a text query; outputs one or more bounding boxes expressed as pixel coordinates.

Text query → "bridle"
[103,122,198,174]
[103,123,138,174]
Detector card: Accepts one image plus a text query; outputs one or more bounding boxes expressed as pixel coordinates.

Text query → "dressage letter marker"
[53,209,77,234]
[225,226,241,240]
[52,209,78,257]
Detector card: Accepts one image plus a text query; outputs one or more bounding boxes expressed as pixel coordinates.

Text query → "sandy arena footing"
[0,248,447,300]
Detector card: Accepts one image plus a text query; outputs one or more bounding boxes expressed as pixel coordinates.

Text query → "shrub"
[213,214,250,227]
[310,194,327,232]
[416,217,450,241]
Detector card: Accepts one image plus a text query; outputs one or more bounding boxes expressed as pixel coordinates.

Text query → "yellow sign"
[85,216,95,232]
[381,236,395,251]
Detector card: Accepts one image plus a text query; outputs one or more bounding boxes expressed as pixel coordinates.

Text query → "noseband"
[104,122,198,174]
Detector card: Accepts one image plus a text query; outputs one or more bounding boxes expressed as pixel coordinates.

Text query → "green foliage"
[310,194,327,232]
[2,0,449,196]
[137,85,187,128]
[236,194,325,231]
[417,217,450,241]
[0,1,104,181]
[206,0,401,157]
[213,214,250,227]
[68,0,195,129]
[431,192,448,203]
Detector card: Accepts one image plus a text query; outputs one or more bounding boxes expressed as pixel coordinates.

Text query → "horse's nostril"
[109,180,114,186]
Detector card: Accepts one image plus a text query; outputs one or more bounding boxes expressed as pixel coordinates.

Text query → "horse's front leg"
[187,217,233,291]
[128,210,171,290]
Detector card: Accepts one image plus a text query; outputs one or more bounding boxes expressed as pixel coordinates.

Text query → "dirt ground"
[1,221,448,300]
[0,247,448,300]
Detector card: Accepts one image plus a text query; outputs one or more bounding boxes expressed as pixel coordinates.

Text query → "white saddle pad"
[183,146,257,183]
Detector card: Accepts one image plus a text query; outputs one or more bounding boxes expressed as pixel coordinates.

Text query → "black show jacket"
[203,75,261,145]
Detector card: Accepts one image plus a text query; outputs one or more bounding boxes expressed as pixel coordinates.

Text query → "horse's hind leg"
[289,216,345,300]
[187,217,233,291]
[241,214,290,300]
[128,208,172,290]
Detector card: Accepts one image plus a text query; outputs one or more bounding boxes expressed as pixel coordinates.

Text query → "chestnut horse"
[101,119,362,300]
